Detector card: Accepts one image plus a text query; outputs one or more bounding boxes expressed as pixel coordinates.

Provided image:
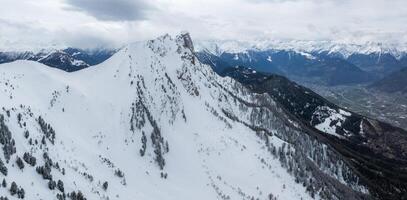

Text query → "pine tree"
[115,169,124,178]
[48,180,56,190]
[10,182,18,195]
[57,180,64,192]
[17,188,25,199]
[102,181,108,191]
[139,132,147,156]
[0,160,7,176]
[16,156,24,170]
[23,152,36,166]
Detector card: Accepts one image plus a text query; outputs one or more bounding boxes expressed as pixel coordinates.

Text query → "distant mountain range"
[196,40,407,86]
[0,48,116,72]
[195,40,407,59]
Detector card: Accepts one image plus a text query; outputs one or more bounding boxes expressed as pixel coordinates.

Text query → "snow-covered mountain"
[0,48,116,72]
[0,33,386,200]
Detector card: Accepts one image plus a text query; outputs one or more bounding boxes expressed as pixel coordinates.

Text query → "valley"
[305,84,407,130]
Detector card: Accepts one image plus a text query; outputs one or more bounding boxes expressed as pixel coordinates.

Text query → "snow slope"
[0,33,368,200]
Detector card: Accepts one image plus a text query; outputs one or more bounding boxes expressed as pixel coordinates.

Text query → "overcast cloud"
[0,0,406,50]
[65,0,153,21]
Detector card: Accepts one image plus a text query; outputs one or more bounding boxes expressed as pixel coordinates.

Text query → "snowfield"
[312,107,352,138]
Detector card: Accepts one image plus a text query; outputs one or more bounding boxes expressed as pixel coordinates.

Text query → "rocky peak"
[179,32,194,52]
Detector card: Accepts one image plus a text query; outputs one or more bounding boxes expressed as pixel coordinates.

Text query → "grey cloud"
[65,0,152,21]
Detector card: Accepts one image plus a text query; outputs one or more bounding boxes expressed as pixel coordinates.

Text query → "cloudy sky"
[1,0,406,50]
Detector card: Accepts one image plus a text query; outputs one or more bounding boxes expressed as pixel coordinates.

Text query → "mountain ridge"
[0,48,116,72]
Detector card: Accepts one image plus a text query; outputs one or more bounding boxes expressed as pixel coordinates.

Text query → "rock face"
[0,33,388,200]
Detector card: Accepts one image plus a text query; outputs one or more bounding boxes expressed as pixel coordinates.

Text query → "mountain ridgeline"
[0,33,405,200]
[0,48,116,72]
